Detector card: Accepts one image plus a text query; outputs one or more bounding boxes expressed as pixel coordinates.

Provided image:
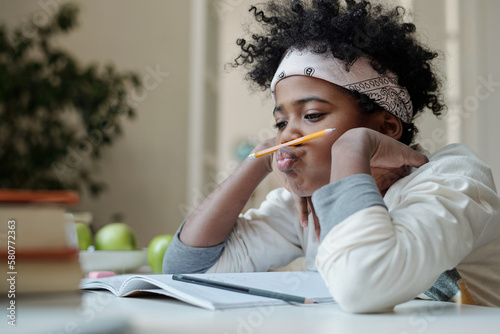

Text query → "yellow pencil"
[248,128,336,160]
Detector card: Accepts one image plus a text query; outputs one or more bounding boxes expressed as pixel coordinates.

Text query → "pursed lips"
[276,148,299,172]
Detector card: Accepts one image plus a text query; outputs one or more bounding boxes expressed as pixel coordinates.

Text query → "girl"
[164,0,500,313]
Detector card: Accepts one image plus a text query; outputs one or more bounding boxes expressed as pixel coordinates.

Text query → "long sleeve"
[164,187,318,274]
[312,144,500,313]
[207,187,314,273]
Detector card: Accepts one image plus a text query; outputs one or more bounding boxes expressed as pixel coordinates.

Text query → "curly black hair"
[233,0,445,145]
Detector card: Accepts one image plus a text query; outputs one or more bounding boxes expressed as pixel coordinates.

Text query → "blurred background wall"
[1,0,499,247]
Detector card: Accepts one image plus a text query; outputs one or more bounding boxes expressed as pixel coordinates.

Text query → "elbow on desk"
[162,246,181,274]
[332,286,396,314]
[161,238,202,274]
[320,268,401,313]
[318,249,429,313]
[162,258,180,274]
[161,245,209,274]
[162,233,222,274]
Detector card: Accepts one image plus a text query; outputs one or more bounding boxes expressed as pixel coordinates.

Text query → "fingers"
[408,150,429,168]
[296,196,309,227]
[373,165,409,193]
[296,197,320,240]
[265,152,274,173]
[394,140,429,168]
[372,136,429,171]
[307,198,321,241]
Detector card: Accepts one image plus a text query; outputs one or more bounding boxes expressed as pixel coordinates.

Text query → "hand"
[331,128,429,194]
[251,137,277,173]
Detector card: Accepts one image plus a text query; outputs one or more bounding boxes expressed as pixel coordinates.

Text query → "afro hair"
[233,0,445,144]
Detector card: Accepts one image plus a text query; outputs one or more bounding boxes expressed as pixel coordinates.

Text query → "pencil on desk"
[172,274,315,304]
[248,128,336,160]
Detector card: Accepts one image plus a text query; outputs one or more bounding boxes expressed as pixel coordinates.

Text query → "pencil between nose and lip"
[248,128,336,160]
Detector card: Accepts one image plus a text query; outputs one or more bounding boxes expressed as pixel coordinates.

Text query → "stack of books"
[0,190,83,295]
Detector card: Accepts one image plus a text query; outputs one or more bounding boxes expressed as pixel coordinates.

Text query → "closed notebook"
[0,189,79,249]
[80,271,335,310]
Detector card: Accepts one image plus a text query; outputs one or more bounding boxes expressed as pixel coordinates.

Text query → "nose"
[279,123,304,145]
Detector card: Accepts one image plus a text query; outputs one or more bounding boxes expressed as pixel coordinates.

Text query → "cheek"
[303,144,333,179]
[313,140,335,162]
[330,111,374,134]
[311,150,332,167]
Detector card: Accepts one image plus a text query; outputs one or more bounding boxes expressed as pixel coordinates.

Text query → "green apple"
[147,234,174,273]
[95,223,137,251]
[75,222,92,250]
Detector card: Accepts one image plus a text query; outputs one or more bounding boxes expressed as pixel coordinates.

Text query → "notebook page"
[136,271,334,309]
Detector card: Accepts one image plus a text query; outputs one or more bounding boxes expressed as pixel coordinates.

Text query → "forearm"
[180,154,271,247]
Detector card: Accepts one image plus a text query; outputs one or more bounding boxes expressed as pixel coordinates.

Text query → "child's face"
[273,75,382,197]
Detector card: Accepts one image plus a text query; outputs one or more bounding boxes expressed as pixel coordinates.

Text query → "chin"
[287,185,314,198]
[284,172,328,197]
[290,181,328,198]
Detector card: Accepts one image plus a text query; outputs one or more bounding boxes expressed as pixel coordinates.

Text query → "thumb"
[307,197,321,242]
[295,196,309,227]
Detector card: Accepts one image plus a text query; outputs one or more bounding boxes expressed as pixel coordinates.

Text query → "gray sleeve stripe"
[162,221,226,274]
[311,174,387,241]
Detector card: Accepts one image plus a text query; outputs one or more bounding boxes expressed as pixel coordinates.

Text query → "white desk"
[3,291,500,334]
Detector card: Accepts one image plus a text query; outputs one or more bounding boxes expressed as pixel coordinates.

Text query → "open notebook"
[79,271,335,310]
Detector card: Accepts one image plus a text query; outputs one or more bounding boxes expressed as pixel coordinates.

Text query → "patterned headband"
[270,48,413,123]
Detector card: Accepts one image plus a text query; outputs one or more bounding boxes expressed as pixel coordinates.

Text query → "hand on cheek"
[330,128,428,193]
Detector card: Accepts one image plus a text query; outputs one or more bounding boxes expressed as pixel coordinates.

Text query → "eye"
[304,113,324,121]
[274,121,287,131]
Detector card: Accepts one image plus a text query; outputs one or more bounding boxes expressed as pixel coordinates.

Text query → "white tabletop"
[4,291,500,334]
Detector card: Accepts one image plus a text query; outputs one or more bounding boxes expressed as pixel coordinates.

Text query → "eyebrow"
[273,96,333,115]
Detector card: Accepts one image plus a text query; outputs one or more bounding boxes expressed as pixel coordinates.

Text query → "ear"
[378,111,403,140]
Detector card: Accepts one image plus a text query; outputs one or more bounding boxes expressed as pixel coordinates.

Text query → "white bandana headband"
[270,48,413,123]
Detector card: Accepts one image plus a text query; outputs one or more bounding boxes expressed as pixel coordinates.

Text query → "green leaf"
[0,3,139,198]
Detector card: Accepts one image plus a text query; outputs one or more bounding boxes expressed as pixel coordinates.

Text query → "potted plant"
[0,3,141,196]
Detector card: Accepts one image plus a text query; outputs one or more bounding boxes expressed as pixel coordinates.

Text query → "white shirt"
[207,144,500,312]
